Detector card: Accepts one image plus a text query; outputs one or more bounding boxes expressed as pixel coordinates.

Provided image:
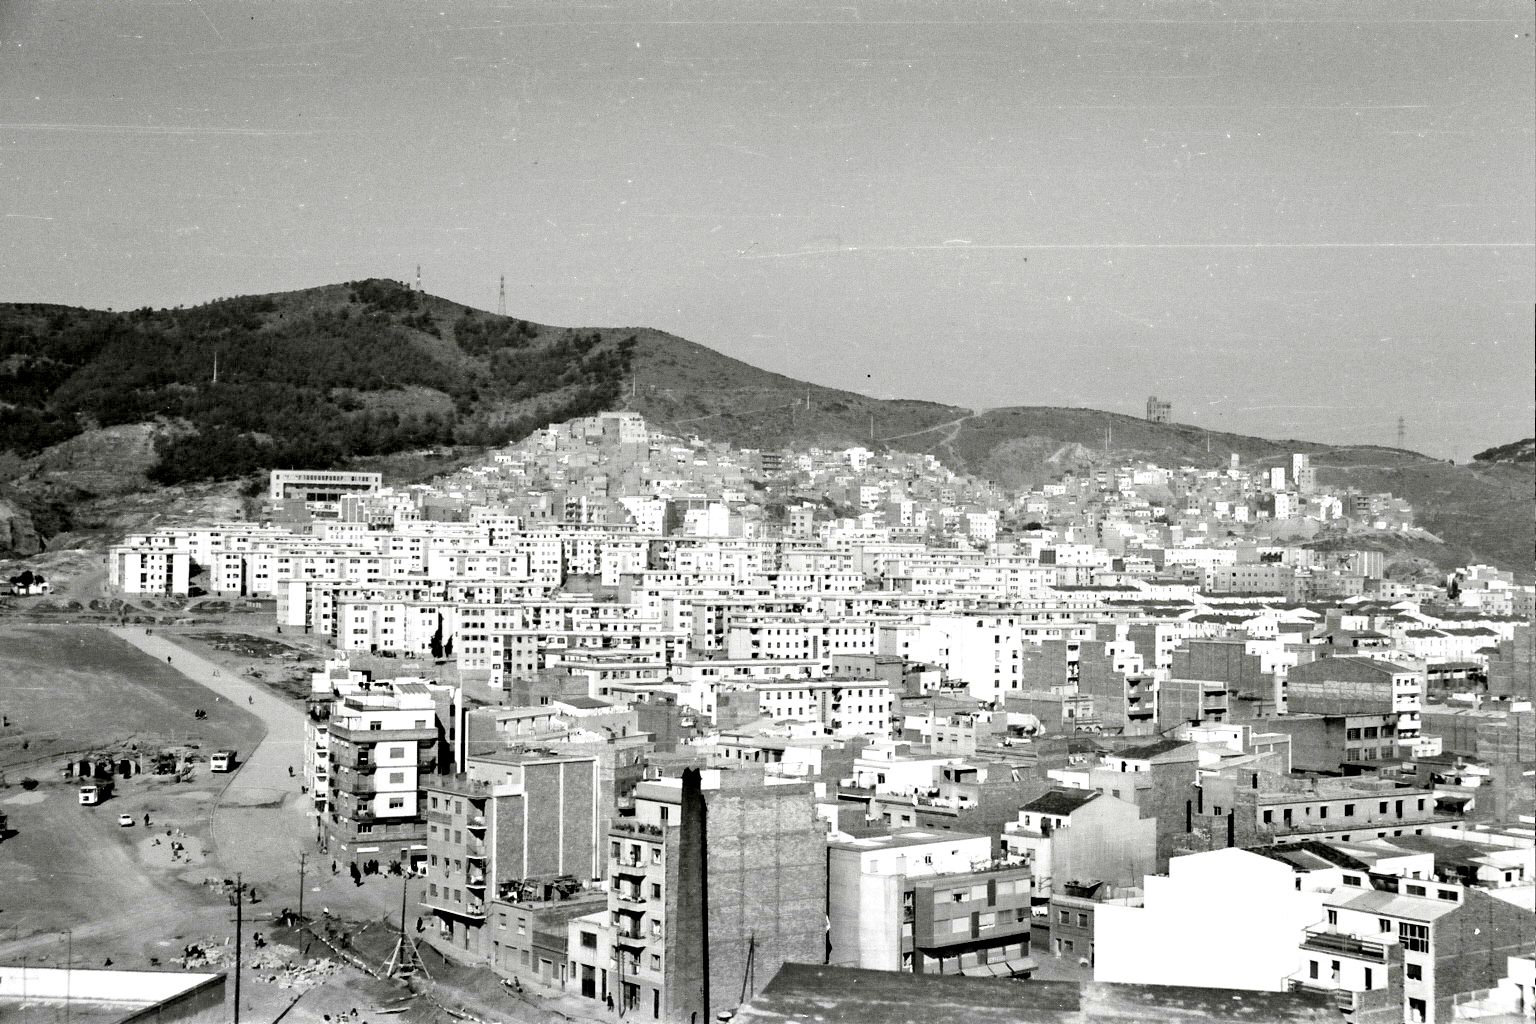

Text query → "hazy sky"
[2,0,1531,459]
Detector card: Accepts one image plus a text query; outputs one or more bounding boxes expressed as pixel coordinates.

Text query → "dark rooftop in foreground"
[1021,789,1100,817]
[732,963,1337,1024]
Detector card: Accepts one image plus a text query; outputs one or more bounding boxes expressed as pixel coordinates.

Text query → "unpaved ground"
[0,623,592,1023]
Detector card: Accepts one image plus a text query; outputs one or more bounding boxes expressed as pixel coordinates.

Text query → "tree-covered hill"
[0,279,634,484]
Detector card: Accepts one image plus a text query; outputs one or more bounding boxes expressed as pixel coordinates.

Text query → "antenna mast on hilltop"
[1396,416,1406,449]
[415,265,422,292]
[498,275,506,316]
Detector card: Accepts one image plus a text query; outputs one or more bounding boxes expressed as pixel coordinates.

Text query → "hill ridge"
[1,279,1531,575]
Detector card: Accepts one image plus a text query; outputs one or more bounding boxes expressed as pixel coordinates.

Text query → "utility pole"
[1396,416,1406,449]
[497,274,506,316]
[384,875,427,980]
[298,852,307,924]
[234,873,242,1024]
[415,265,422,293]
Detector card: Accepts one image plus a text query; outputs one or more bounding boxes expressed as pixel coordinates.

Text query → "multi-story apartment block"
[827,829,1035,978]
[420,751,602,963]
[1002,789,1156,895]
[108,544,191,595]
[573,770,825,1023]
[1287,657,1424,751]
[1296,873,1535,1024]
[322,680,455,869]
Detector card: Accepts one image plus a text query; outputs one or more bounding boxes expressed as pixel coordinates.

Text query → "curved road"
[109,627,311,889]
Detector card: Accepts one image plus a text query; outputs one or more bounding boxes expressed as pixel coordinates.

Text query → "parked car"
[117,814,135,827]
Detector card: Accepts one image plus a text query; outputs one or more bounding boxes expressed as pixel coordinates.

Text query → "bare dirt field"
[0,624,262,777]
[0,623,590,1023]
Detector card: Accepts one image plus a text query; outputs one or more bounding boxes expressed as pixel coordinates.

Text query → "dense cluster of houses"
[107,412,1534,1023]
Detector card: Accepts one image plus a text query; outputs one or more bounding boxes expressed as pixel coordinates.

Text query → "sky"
[1,0,1531,460]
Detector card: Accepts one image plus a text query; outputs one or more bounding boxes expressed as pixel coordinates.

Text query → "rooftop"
[1339,887,1462,922]
[732,964,1336,1024]
[830,827,988,852]
[1021,789,1100,817]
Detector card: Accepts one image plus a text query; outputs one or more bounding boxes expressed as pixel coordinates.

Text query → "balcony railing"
[1300,930,1388,963]
[331,770,379,795]
[1288,978,1361,1011]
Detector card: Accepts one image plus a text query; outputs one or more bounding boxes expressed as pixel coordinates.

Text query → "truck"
[210,750,237,773]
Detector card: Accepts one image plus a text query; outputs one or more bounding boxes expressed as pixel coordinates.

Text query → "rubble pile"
[246,949,345,990]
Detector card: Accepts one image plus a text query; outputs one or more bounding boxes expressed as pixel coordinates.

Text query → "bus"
[78,781,112,805]
[210,750,237,773]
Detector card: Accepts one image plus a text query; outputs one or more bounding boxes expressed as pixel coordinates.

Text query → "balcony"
[467,815,486,830]
[331,769,379,795]
[466,839,486,860]
[1288,978,1360,1012]
[1301,930,1388,963]
[614,890,647,907]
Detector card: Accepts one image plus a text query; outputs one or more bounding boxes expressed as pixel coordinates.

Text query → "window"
[580,931,597,949]
[650,954,661,971]
[1399,923,1429,953]
[1344,804,1355,817]
[1078,913,1089,927]
[1406,962,1422,981]
[1437,889,1457,902]
[1379,918,1391,933]
[1364,967,1373,990]
[1327,910,1338,926]
[1059,910,1070,924]
[1308,960,1318,979]
[650,883,661,898]
[390,746,405,758]
[1405,884,1425,897]
[389,772,404,784]
[1343,875,1361,887]
[388,797,404,809]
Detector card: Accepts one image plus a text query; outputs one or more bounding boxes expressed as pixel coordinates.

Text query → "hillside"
[1473,438,1535,465]
[1,280,1530,576]
[0,279,634,481]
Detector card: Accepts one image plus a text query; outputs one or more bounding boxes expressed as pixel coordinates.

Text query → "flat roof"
[830,828,988,852]
[733,964,1335,1024]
